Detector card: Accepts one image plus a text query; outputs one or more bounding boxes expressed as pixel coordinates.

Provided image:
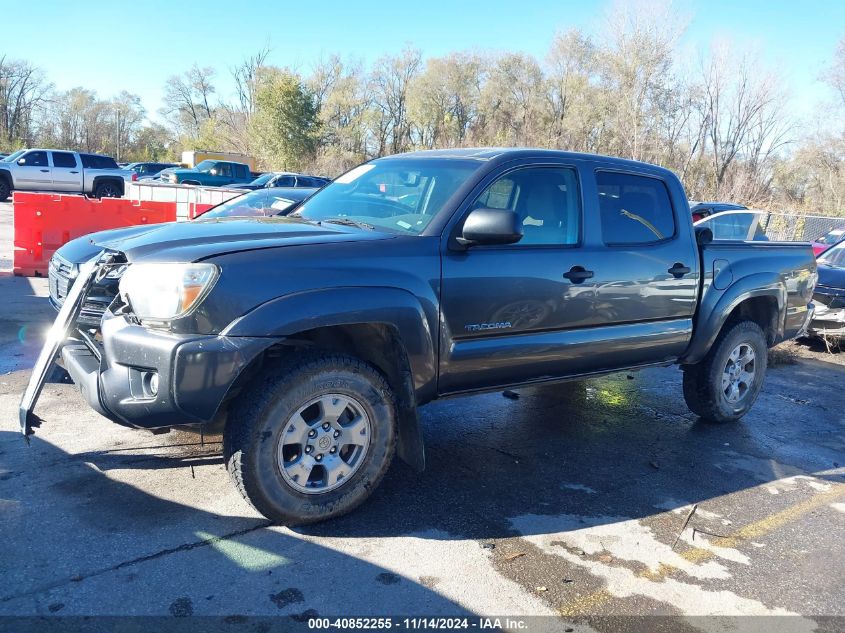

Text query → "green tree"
[251,69,321,170]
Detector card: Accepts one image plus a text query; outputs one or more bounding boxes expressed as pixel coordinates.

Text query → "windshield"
[2,150,25,163]
[200,190,301,218]
[194,160,216,172]
[291,158,480,234]
[817,229,845,245]
[819,240,845,267]
[250,173,274,186]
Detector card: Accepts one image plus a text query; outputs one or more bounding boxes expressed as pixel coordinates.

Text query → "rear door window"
[597,171,676,245]
[51,152,77,168]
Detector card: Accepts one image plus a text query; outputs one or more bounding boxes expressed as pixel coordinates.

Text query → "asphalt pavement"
[0,201,843,632]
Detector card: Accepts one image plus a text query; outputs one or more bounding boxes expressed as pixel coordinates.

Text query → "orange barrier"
[13,192,176,277]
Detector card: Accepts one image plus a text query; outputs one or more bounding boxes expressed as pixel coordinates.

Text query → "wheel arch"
[681,274,785,365]
[92,175,124,197]
[218,287,436,471]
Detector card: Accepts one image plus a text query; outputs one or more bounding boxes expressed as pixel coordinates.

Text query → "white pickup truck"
[0,149,131,201]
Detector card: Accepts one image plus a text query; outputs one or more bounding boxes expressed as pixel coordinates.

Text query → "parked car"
[693,210,770,241]
[47,187,317,325]
[0,149,130,201]
[22,148,816,525]
[689,201,748,222]
[123,162,179,182]
[230,172,330,191]
[808,239,845,340]
[157,160,252,187]
[811,228,845,257]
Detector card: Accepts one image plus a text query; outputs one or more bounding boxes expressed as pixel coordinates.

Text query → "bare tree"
[0,56,52,146]
[370,47,422,155]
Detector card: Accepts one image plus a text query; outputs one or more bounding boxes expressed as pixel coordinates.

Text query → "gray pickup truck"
[19,148,817,525]
[0,149,130,201]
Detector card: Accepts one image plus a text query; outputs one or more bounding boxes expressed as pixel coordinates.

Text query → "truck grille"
[49,252,118,328]
[48,253,75,306]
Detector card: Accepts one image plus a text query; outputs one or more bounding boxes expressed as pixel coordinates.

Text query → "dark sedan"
[809,239,845,340]
[48,187,317,324]
[230,172,330,191]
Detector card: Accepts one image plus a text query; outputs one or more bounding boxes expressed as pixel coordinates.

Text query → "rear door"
[590,168,698,348]
[13,151,51,189]
[50,151,83,191]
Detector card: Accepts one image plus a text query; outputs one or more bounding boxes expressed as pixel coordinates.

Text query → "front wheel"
[0,179,10,202]
[682,320,768,423]
[224,352,397,525]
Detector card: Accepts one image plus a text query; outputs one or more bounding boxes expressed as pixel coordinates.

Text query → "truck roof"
[380,147,675,177]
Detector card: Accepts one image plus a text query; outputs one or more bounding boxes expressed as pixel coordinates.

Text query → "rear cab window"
[597,171,676,245]
[81,154,119,169]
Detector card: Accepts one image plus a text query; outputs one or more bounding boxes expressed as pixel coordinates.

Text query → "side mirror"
[458,208,523,247]
[210,168,218,176]
[17,158,26,166]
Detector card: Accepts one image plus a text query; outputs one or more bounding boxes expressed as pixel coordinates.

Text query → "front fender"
[222,286,437,400]
[681,272,785,364]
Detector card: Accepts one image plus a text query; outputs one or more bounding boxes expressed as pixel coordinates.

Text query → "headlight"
[118,263,218,324]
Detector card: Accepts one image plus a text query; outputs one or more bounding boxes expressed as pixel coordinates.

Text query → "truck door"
[50,151,83,192]
[13,151,51,189]
[592,169,698,321]
[215,162,234,185]
[439,162,605,393]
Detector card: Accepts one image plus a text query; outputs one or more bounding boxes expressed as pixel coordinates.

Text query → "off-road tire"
[682,320,768,423]
[224,351,397,525]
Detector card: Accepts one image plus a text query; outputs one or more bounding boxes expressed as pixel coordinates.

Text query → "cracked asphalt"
[0,202,844,631]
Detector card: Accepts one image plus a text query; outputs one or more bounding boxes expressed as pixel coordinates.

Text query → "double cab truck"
[158,160,253,187]
[21,148,817,525]
[0,149,130,201]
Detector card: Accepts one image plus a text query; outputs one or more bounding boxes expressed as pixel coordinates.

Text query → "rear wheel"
[94,181,121,198]
[224,352,397,525]
[682,320,768,423]
[0,179,10,202]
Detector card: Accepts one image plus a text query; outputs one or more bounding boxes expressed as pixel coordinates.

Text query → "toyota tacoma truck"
[0,149,130,201]
[19,149,817,525]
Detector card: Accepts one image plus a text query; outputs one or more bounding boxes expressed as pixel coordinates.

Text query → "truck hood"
[97,216,393,262]
[56,223,172,265]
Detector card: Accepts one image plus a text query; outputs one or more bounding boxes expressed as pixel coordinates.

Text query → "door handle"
[668,263,691,278]
[40,169,49,173]
[70,171,79,174]
[563,266,594,283]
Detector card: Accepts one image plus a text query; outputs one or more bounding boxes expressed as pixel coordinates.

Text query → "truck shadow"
[0,430,480,617]
[44,360,845,547]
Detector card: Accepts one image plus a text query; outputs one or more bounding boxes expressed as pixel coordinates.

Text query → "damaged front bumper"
[19,252,112,438]
[20,254,276,438]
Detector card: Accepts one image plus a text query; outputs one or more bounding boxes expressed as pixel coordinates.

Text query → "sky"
[5,0,844,127]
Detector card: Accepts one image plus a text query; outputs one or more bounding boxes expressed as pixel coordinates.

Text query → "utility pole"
[116,108,121,162]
